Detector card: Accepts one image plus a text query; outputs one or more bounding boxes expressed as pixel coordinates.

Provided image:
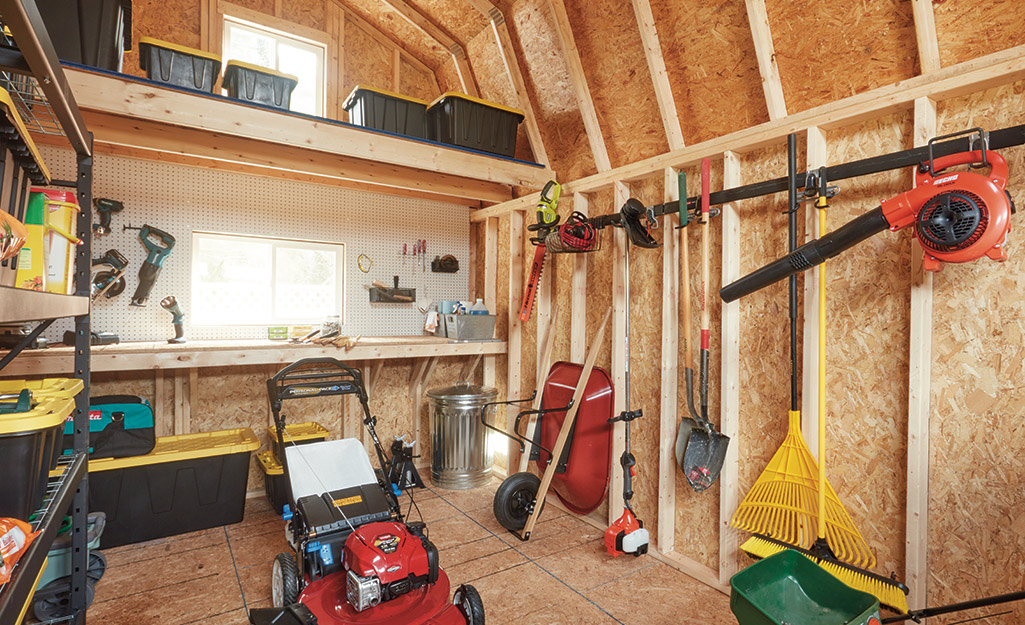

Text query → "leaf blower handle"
[719,207,889,302]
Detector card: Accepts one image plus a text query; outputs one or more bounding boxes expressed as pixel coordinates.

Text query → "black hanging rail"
[588,123,1025,231]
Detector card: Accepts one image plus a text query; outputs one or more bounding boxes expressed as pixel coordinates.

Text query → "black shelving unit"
[0,1,93,623]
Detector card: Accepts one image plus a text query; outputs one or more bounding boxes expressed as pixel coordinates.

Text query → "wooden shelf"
[56,67,553,203]
[0,336,507,375]
[0,286,90,324]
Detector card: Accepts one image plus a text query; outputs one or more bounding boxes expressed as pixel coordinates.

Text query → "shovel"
[677,158,729,492]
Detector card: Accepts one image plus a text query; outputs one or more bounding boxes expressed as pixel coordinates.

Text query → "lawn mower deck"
[249,358,483,625]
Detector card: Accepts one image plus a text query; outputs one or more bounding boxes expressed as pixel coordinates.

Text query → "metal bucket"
[426,381,497,489]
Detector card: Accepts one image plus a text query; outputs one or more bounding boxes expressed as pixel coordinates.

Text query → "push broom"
[729,135,909,613]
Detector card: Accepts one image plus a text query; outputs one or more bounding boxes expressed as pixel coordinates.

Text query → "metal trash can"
[426,381,497,489]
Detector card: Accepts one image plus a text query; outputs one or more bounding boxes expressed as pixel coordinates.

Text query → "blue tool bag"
[64,395,156,459]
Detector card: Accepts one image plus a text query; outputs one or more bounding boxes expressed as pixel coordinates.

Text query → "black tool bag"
[64,395,156,459]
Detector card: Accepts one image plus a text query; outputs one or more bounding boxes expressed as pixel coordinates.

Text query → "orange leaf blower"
[721,150,1014,302]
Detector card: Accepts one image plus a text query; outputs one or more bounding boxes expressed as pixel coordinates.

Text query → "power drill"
[93,198,123,235]
[125,224,175,307]
[160,296,186,344]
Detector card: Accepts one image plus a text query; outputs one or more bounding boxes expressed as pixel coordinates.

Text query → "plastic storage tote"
[0,377,83,479]
[343,85,428,139]
[222,61,298,111]
[256,449,287,513]
[730,549,881,625]
[138,37,222,92]
[87,428,260,548]
[36,0,132,71]
[267,420,329,461]
[0,393,75,520]
[427,92,524,158]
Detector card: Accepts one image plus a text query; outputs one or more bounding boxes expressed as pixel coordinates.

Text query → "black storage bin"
[138,37,221,92]
[427,92,524,158]
[256,449,286,513]
[87,428,259,548]
[36,0,132,71]
[0,394,74,520]
[343,85,428,139]
[222,60,297,110]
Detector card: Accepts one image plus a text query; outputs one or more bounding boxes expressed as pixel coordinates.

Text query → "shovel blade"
[675,417,698,469]
[683,427,730,492]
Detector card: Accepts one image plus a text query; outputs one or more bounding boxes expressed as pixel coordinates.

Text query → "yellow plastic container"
[267,420,329,460]
[0,378,85,400]
[256,449,287,512]
[41,190,81,294]
[87,428,261,547]
[0,394,75,520]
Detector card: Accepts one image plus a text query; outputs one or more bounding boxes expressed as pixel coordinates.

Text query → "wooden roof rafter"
[631,0,685,150]
[744,0,787,120]
[377,0,480,96]
[911,0,941,74]
[547,0,612,172]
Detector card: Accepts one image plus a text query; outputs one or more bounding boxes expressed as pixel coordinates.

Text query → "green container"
[730,550,881,625]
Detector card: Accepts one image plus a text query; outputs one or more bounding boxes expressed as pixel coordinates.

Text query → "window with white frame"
[222,16,326,116]
[191,232,344,326]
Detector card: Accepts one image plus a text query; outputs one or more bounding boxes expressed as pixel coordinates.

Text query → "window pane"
[194,236,272,324]
[278,43,319,115]
[226,24,275,68]
[273,246,338,320]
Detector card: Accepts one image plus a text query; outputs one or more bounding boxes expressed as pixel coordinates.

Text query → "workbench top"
[0,336,506,376]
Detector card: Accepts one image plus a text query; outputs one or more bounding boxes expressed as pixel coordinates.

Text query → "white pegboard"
[38,145,471,342]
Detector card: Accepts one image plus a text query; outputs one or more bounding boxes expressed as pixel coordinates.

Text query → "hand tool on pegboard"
[124,224,175,307]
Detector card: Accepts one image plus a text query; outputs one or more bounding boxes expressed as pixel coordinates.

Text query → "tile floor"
[82,477,735,624]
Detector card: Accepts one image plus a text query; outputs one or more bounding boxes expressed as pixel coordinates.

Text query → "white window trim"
[221,13,328,116]
[191,230,346,327]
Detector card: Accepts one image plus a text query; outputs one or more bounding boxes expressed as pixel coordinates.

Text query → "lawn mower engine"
[343,521,439,612]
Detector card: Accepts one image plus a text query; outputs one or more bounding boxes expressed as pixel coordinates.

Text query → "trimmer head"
[605,508,649,557]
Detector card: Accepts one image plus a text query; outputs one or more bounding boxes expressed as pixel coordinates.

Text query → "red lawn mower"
[248,358,484,625]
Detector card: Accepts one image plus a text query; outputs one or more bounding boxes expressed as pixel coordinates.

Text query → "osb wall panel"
[672,163,725,569]
[623,174,675,543]
[229,0,276,16]
[650,0,767,144]
[934,0,1025,68]
[763,0,917,113]
[408,0,489,45]
[508,0,596,180]
[467,27,517,109]
[340,0,449,65]
[825,114,912,581]
[282,0,327,31]
[928,82,1025,624]
[124,0,202,79]
[343,17,399,101]
[192,365,274,494]
[563,0,667,168]
[732,145,794,573]
[399,59,438,102]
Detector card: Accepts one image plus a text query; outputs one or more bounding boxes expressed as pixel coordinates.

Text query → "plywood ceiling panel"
[508,0,595,180]
[651,0,767,145]
[408,0,490,45]
[343,15,400,97]
[340,0,450,66]
[934,0,1025,67]
[764,0,918,113]
[435,55,463,93]
[282,0,328,30]
[399,58,439,101]
[563,0,668,169]
[467,27,516,107]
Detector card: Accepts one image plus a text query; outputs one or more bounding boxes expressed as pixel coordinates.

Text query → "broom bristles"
[741,534,909,615]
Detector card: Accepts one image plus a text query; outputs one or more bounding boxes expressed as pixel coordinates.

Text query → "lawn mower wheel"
[273,552,300,607]
[454,584,485,625]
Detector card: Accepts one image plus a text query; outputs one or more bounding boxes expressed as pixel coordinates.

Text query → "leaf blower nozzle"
[721,151,1013,303]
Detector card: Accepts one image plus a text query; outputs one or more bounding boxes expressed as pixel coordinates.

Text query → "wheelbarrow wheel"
[272,552,300,607]
[493,472,543,531]
[453,583,485,625]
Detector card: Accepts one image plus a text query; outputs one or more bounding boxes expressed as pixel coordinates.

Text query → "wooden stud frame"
[801,126,827,456]
[657,167,680,553]
[744,0,787,120]
[631,0,685,150]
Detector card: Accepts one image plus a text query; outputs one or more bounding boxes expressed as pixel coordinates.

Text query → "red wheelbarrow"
[482,308,613,540]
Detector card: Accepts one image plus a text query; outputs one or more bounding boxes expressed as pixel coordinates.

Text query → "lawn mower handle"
[720,206,889,302]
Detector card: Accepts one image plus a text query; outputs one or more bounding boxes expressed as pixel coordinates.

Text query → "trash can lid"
[426,381,498,401]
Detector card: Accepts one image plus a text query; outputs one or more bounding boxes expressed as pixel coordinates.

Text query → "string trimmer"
[722,130,1014,302]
